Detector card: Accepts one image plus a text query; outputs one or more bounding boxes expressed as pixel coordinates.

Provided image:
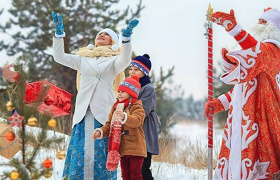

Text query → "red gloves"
[212,9,258,50]
[211,9,237,32]
[204,98,225,119]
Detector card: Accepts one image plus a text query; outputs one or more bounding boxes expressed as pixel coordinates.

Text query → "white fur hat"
[260,8,280,31]
[95,28,119,51]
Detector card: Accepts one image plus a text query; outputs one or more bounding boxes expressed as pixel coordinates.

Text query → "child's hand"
[93,130,101,140]
[115,110,124,119]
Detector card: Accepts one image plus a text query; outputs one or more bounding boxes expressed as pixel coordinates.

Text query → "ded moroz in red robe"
[214,26,280,179]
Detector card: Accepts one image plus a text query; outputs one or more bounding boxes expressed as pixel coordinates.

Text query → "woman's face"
[95,32,112,46]
[129,66,145,78]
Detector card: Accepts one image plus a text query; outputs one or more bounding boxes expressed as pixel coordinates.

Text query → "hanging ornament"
[56,150,66,160]
[10,171,20,180]
[44,96,53,106]
[43,158,53,169]
[6,101,14,111]
[27,116,38,127]
[30,171,40,180]
[47,118,56,128]
[43,169,52,178]
[6,131,16,141]
[13,73,19,82]
[7,111,24,127]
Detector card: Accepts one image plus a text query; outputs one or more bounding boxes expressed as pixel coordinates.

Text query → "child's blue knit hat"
[130,54,151,76]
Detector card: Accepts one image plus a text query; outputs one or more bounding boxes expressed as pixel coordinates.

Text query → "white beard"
[251,23,280,42]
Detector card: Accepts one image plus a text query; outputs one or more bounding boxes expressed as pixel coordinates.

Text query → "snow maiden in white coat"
[51,12,139,180]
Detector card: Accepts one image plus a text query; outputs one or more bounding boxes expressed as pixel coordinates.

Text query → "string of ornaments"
[5,98,65,179]
[4,71,69,179]
[6,106,65,179]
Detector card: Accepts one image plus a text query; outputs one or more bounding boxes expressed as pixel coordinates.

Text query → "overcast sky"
[0,0,279,99]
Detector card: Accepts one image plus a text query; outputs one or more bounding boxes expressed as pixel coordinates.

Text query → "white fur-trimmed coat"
[53,38,132,127]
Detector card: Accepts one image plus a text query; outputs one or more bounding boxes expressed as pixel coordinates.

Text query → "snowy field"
[0,122,223,180]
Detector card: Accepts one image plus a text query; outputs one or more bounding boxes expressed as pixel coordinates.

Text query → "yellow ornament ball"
[48,119,56,128]
[6,101,14,111]
[27,116,38,127]
[43,169,52,178]
[10,171,20,180]
[56,150,66,160]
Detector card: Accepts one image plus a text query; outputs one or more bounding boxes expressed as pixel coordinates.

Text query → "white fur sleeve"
[113,38,132,74]
[53,38,81,70]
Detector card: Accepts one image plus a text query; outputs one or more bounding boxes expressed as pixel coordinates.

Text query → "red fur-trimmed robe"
[214,26,280,180]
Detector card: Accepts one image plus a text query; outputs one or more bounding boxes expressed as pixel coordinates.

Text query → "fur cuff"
[120,112,127,124]
[218,94,230,110]
[55,32,66,38]
[228,24,242,36]
[121,36,131,42]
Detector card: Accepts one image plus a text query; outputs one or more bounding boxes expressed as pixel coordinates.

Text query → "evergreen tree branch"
[26,143,41,171]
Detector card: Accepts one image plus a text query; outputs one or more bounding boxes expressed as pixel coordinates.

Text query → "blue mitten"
[122,19,139,39]
[52,12,65,38]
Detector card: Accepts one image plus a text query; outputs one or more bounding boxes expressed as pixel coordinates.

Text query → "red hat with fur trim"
[118,76,141,98]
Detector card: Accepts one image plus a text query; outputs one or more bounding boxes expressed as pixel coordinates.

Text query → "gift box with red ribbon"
[25,81,71,117]
[0,122,20,159]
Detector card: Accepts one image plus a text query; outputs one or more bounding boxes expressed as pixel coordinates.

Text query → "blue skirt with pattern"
[62,118,117,180]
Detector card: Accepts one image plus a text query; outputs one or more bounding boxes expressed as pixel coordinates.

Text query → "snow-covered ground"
[169,122,223,153]
[0,122,223,180]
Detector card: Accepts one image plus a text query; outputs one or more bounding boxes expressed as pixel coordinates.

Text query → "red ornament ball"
[13,73,19,81]
[6,131,15,141]
[44,96,53,106]
[43,158,53,169]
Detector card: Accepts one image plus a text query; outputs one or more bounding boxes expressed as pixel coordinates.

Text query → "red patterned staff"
[204,3,214,180]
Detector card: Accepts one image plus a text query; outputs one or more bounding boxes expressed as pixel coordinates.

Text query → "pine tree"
[0,63,66,180]
[0,0,144,131]
[181,95,207,121]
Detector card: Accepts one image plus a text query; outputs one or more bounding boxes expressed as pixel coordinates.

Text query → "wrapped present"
[25,81,71,117]
[0,122,20,159]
